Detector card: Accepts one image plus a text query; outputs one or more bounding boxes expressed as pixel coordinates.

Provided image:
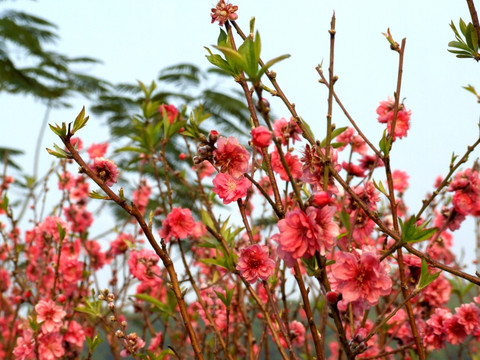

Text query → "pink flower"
[330,247,392,305]
[271,149,302,181]
[158,207,196,242]
[342,161,365,177]
[90,157,119,186]
[273,206,339,267]
[87,142,108,160]
[63,204,93,233]
[35,299,66,333]
[128,249,160,281]
[13,329,35,360]
[148,332,163,353]
[133,180,151,215]
[376,97,411,139]
[278,320,305,348]
[195,160,216,180]
[448,168,480,215]
[110,233,134,255]
[419,274,451,307]
[213,136,250,178]
[236,244,275,283]
[70,137,83,150]
[444,315,468,345]
[392,169,409,193]
[210,0,238,26]
[159,104,179,124]
[455,303,480,334]
[273,117,302,145]
[38,333,65,360]
[120,333,145,357]
[212,172,251,204]
[64,320,85,349]
[57,171,75,191]
[250,126,272,148]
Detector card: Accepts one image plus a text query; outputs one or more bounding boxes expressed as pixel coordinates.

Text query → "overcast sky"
[2,0,480,268]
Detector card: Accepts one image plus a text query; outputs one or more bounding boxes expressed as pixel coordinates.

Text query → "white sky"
[1,0,480,269]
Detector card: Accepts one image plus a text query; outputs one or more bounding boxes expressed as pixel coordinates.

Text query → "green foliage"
[448,18,480,61]
[206,29,290,85]
[399,216,437,244]
[416,258,441,290]
[0,9,109,104]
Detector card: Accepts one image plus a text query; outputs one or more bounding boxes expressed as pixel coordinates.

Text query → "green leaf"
[46,144,69,159]
[372,178,388,196]
[199,256,230,270]
[88,190,109,200]
[133,293,165,310]
[56,222,66,242]
[320,126,348,147]
[460,18,467,36]
[48,122,67,137]
[400,216,437,243]
[72,106,89,134]
[0,193,9,211]
[339,210,351,233]
[379,129,389,156]
[417,258,441,290]
[201,209,215,230]
[86,334,103,353]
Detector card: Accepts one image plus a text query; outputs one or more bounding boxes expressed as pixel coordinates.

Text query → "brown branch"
[466,0,480,50]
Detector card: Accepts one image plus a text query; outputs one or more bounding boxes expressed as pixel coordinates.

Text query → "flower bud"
[326,291,339,304]
[250,126,272,148]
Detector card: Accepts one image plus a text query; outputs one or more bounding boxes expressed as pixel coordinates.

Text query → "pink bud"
[58,294,66,303]
[179,153,187,160]
[311,191,332,207]
[250,126,272,148]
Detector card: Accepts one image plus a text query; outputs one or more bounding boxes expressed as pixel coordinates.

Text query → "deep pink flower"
[330,247,392,305]
[271,149,302,181]
[213,136,250,178]
[148,332,163,353]
[273,117,302,145]
[87,142,108,160]
[342,161,365,177]
[392,169,409,193]
[448,168,480,215]
[278,320,305,348]
[90,157,119,186]
[210,0,238,26]
[212,172,251,204]
[159,104,179,124]
[38,333,65,360]
[301,144,340,193]
[250,126,272,148]
[273,206,339,267]
[376,97,411,139]
[236,244,275,283]
[35,299,66,333]
[158,207,196,242]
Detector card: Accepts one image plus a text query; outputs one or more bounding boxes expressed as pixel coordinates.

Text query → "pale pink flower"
[210,0,238,26]
[330,247,392,305]
[289,321,305,347]
[90,157,119,186]
[159,104,179,124]
[392,169,409,193]
[250,126,272,148]
[213,136,250,178]
[64,320,85,349]
[158,207,196,242]
[271,149,302,181]
[212,172,251,204]
[35,299,66,333]
[273,117,302,145]
[120,332,145,357]
[455,303,480,334]
[273,206,339,267]
[70,175,89,203]
[236,244,275,283]
[87,142,108,160]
